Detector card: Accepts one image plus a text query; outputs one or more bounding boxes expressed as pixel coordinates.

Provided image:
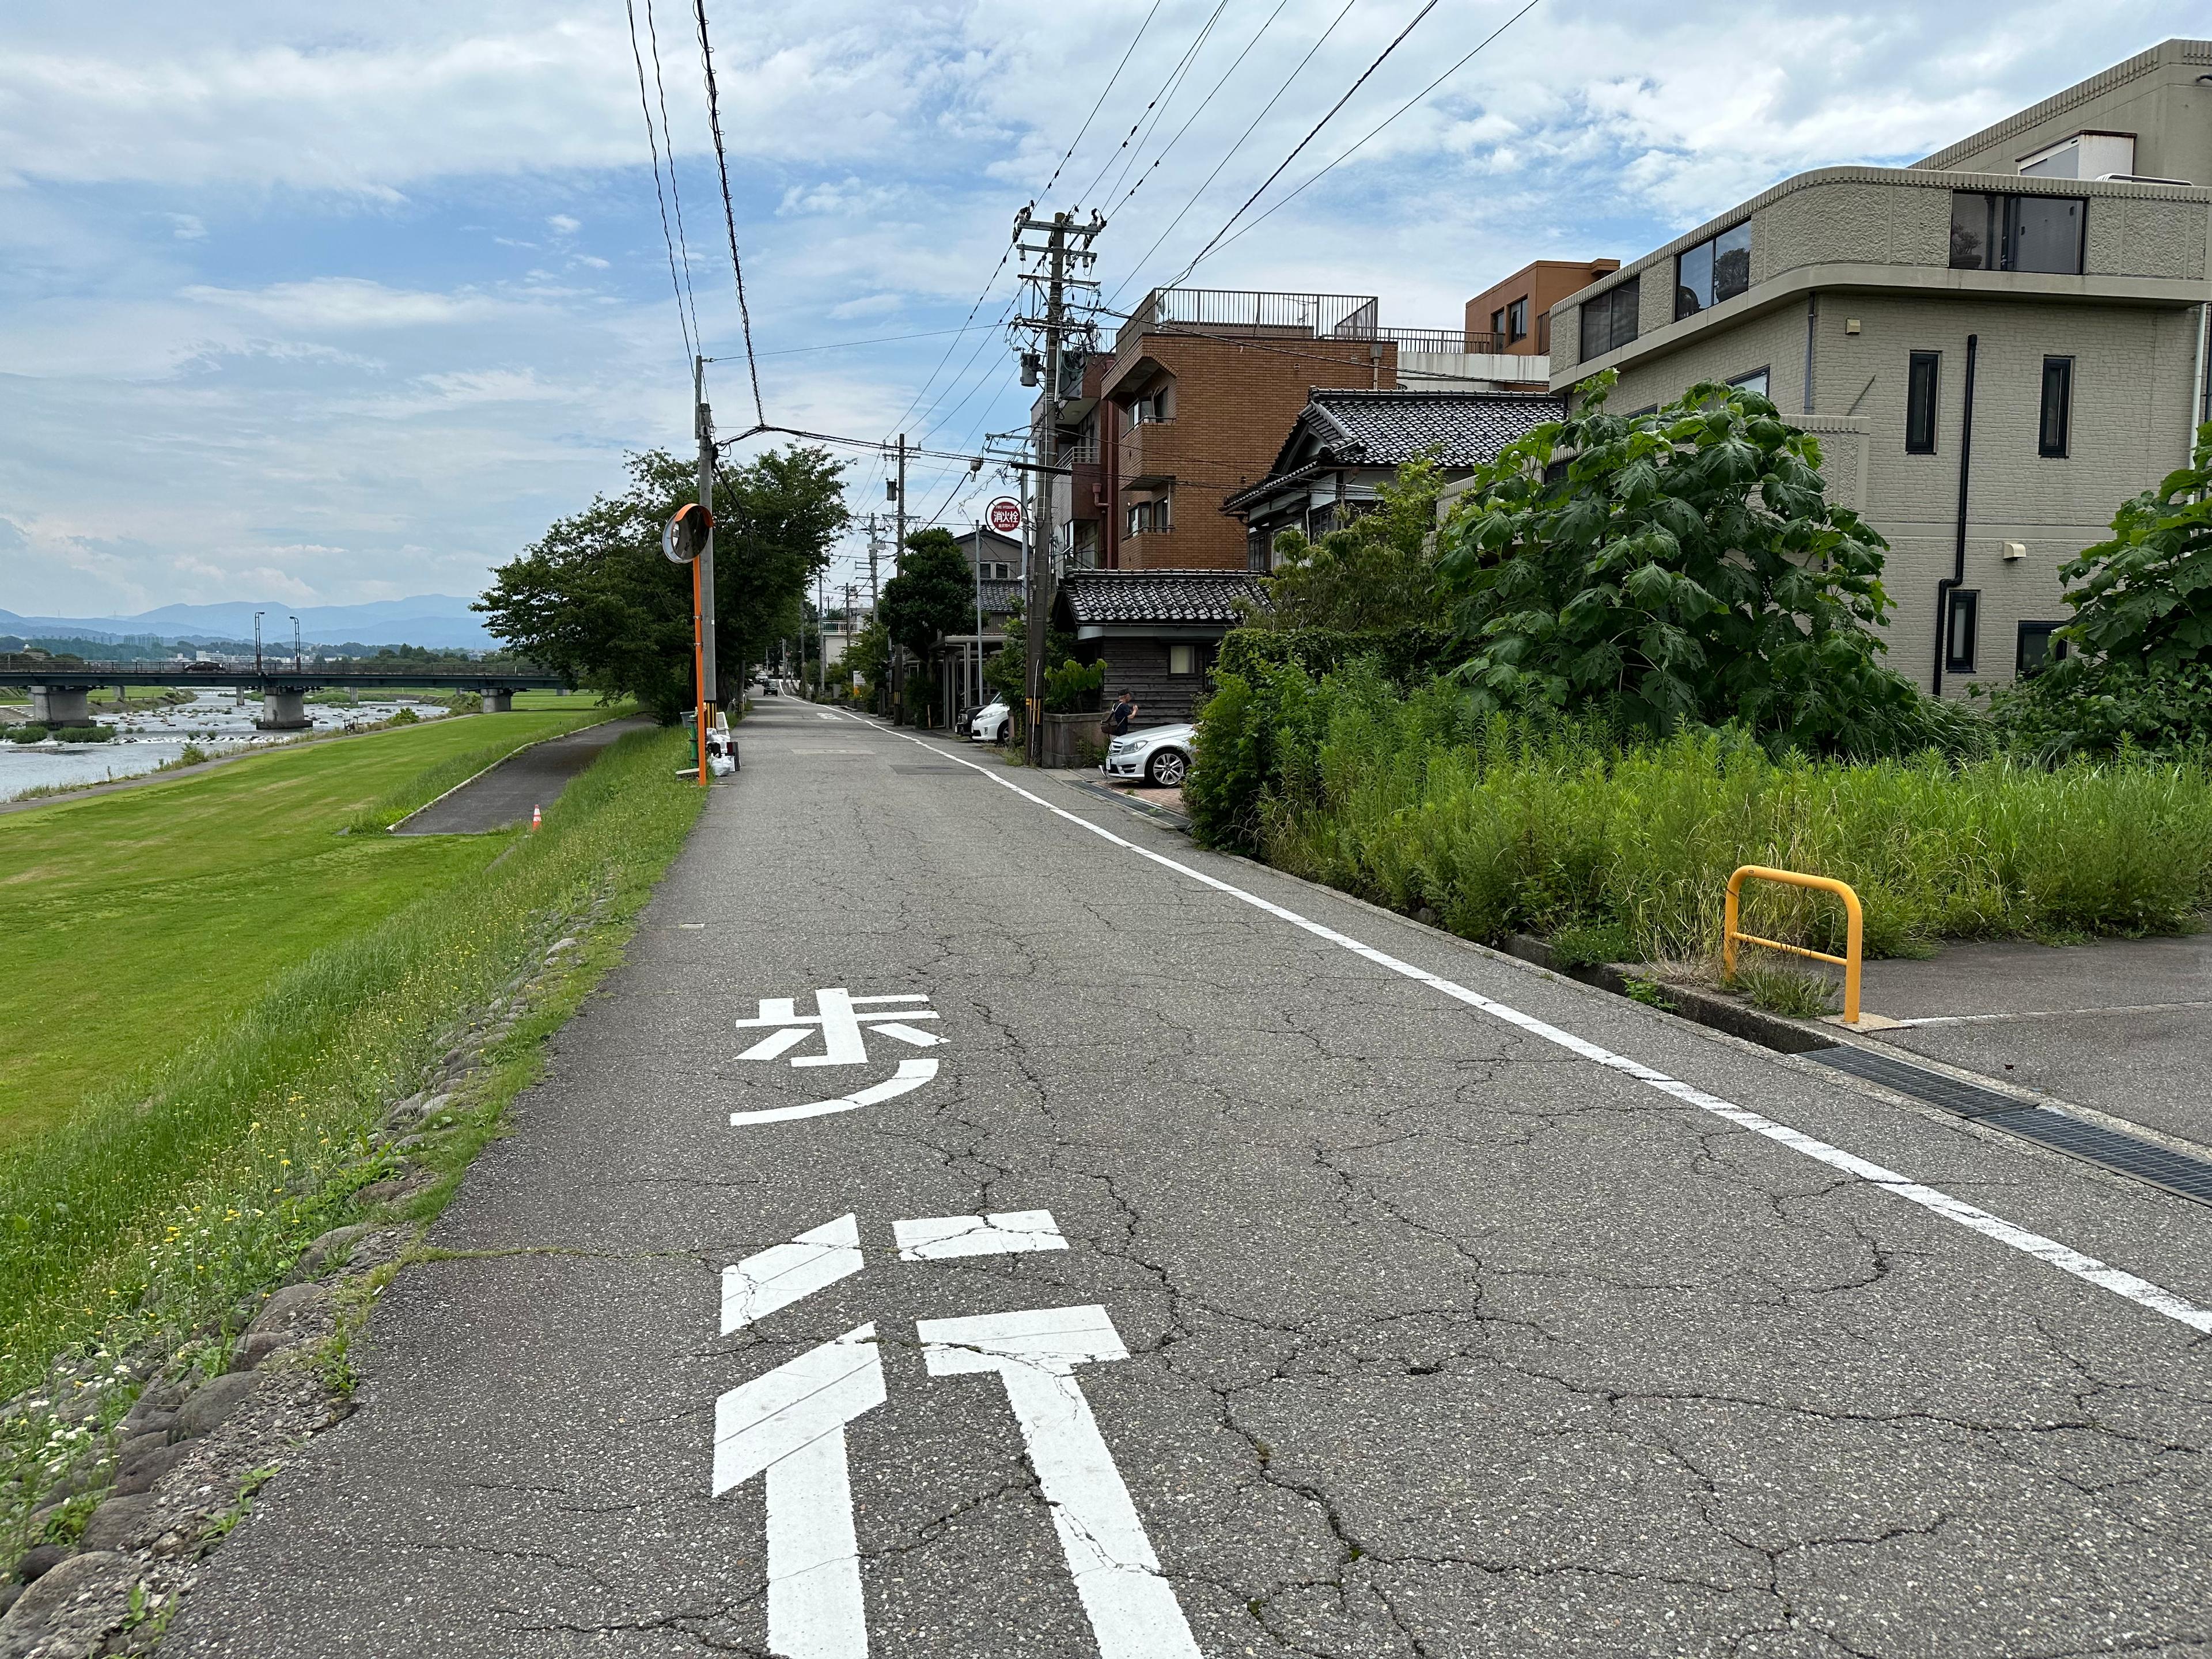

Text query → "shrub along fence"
[1191,661,2212,964]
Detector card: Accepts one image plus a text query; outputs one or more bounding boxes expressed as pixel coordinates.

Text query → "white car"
[969,699,1012,744]
[1103,722,1194,787]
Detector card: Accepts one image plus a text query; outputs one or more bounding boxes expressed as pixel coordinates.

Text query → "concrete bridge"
[0,662,568,731]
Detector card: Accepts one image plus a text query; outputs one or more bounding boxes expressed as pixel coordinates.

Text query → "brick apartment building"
[1544,36,2212,693]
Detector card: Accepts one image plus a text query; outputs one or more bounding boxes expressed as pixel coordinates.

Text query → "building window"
[1948,192,2085,274]
[1946,589,1979,674]
[1728,366,1770,400]
[1675,222,1752,319]
[1247,527,1268,572]
[2016,621,2069,676]
[1906,352,1940,453]
[1506,297,1528,342]
[1489,307,1506,344]
[2039,357,2073,457]
[1168,644,1196,676]
[1127,496,1172,536]
[1578,275,1641,360]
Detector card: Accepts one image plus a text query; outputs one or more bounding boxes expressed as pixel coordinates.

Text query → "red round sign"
[987,496,1022,534]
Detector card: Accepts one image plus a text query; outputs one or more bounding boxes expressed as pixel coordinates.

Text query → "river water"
[0,690,455,803]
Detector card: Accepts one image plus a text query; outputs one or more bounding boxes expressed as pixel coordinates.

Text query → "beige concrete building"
[1545,40,2212,695]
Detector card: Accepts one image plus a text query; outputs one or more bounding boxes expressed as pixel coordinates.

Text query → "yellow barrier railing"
[1723,865,1863,1025]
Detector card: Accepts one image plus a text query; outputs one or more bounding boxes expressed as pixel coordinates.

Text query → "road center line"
[846,717,2212,1337]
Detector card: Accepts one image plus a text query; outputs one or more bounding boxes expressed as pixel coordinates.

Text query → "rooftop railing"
[1123,287,1381,342]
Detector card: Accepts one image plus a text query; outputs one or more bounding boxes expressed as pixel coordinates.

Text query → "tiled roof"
[1304,388,1565,467]
[1058,569,1262,627]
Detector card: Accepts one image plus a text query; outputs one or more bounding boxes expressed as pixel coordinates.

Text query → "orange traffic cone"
[531,804,541,831]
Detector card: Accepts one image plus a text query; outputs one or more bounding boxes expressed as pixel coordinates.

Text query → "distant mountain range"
[0,596,494,651]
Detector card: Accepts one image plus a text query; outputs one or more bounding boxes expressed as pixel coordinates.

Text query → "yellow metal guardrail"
[1723,865,1863,1025]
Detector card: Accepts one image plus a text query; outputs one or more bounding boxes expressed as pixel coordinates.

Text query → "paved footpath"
[396,715,650,834]
[174,699,2212,1658]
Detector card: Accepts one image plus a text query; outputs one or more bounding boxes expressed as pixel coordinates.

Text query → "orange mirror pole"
[692,556,708,786]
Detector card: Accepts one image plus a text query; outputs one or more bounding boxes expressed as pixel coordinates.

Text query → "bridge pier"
[256,689,311,731]
[29,685,92,727]
[480,690,513,713]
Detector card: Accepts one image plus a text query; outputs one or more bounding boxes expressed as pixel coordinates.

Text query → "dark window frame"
[1905,351,1940,453]
[2039,356,2073,457]
[1506,297,1528,342]
[2016,620,2069,676]
[1948,191,2086,275]
[1945,589,1980,674]
[1675,221,1753,320]
[1578,275,1641,361]
[1727,366,1771,401]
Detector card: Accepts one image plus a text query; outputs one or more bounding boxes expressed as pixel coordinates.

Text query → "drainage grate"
[1810,1044,2212,1208]
[1808,1045,2026,1118]
[1982,1108,2212,1207]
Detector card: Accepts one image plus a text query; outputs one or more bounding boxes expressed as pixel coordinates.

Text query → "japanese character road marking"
[892,1210,1069,1262]
[729,1058,938,1127]
[919,1306,1201,1659]
[713,1324,886,1659]
[723,1214,865,1335]
[736,990,942,1067]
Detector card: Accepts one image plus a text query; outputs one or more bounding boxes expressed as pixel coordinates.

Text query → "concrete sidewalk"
[1856,933,2212,1149]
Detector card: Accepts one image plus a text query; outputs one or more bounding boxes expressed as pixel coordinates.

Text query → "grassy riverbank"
[0,722,700,1401]
[0,707,617,1145]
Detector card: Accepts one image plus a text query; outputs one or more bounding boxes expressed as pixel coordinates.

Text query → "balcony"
[1118,417,1180,489]
[1380,327,1506,354]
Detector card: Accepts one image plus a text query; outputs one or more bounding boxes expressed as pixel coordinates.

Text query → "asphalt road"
[395,715,650,834]
[173,698,2212,1658]
[1858,937,2212,1150]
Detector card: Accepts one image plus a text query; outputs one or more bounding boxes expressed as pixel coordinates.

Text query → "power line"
[1169,0,1444,287]
[642,0,703,353]
[1105,0,1294,224]
[1103,0,1359,308]
[624,0,695,363]
[1090,0,1230,210]
[1076,1,1230,207]
[1205,0,1547,264]
[1040,0,1165,198]
[692,0,765,424]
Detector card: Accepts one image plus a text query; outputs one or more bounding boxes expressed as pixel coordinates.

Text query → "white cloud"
[179,278,501,330]
[165,213,206,240]
[546,213,580,233]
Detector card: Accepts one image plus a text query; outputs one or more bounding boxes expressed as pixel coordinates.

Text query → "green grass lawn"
[0,706,616,1146]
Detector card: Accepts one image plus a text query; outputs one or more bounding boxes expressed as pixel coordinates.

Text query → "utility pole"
[816,569,827,700]
[1012,207,1104,764]
[695,356,719,714]
[865,516,882,616]
[973,516,985,722]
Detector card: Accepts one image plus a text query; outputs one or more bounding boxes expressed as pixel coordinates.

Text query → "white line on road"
[865,721,2212,1337]
[724,1214,866,1334]
[730,1058,940,1126]
[713,1323,887,1659]
[919,1306,1202,1659]
[895,1209,1070,1262]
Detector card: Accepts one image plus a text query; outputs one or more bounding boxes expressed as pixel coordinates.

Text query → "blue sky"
[1,1,2202,617]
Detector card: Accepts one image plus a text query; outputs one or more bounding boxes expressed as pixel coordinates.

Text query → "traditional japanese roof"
[1224,388,1565,512]
[1055,569,1262,628]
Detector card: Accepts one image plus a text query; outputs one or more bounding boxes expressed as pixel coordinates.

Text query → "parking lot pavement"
[172,702,2212,1657]
[1858,934,2212,1149]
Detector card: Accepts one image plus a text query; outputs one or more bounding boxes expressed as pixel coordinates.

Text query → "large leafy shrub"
[1437,376,1931,755]
[1983,424,2212,755]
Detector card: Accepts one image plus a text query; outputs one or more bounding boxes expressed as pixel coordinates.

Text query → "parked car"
[1103,722,1193,787]
[969,698,1011,744]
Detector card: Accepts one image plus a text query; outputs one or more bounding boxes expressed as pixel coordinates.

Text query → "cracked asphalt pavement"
[172,700,2212,1657]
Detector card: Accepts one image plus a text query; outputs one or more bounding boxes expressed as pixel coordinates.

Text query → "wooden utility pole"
[1012,207,1103,764]
[694,356,719,713]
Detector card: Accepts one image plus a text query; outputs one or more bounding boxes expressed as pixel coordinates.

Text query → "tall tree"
[878,529,975,657]
[479,446,847,721]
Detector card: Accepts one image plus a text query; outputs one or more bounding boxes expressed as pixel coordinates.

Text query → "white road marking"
[919,1306,1201,1659]
[730,1058,940,1127]
[713,1324,886,1659]
[866,722,2212,1338]
[894,1209,1070,1262]
[723,1214,865,1335]
[1882,998,2212,1028]
[736,988,940,1068]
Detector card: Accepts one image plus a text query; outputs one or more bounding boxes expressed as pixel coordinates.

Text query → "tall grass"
[0,726,702,1399]
[1217,666,2212,961]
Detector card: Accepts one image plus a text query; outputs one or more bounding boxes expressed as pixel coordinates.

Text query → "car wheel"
[1145,748,1188,788]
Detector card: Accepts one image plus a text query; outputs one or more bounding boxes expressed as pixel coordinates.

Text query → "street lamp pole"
[253,612,264,676]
